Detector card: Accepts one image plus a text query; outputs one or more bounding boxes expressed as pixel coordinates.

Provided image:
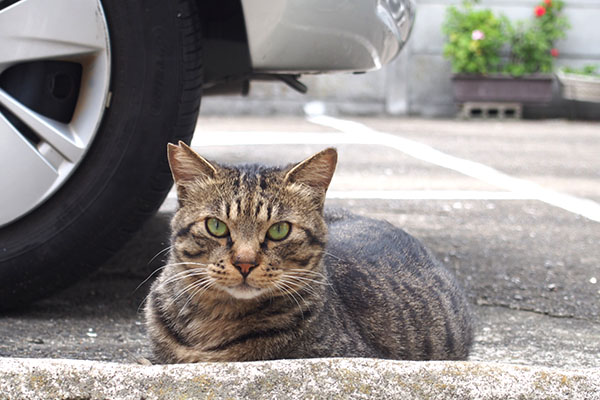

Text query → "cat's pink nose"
[237,263,255,274]
[232,246,258,277]
[233,261,258,278]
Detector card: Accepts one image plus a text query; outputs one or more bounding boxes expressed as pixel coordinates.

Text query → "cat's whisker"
[280,277,320,299]
[175,287,205,320]
[161,269,198,286]
[137,265,208,313]
[286,269,330,281]
[173,277,213,302]
[286,267,327,277]
[137,292,152,314]
[285,269,332,286]
[142,263,212,314]
[162,269,209,286]
[282,279,318,309]
[161,261,210,269]
[195,279,218,298]
[176,278,216,319]
[136,266,207,309]
[135,265,169,293]
[162,274,206,292]
[266,287,276,302]
[167,283,211,314]
[280,277,321,298]
[166,277,213,310]
[148,245,175,265]
[323,251,348,263]
[276,278,312,310]
[273,281,304,319]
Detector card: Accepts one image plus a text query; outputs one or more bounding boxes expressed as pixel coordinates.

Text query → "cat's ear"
[284,148,337,191]
[167,141,218,199]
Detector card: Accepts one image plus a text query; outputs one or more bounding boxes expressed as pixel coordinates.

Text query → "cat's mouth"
[223,283,266,300]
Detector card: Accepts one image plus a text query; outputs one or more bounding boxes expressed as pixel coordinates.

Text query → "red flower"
[535,6,546,17]
[544,0,552,6]
[551,48,559,57]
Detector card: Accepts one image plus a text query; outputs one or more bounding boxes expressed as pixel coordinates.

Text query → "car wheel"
[0,0,203,309]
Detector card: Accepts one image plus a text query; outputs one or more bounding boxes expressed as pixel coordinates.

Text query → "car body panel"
[240,0,415,73]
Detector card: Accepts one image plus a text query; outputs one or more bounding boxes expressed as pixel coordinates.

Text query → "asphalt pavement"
[1,115,599,398]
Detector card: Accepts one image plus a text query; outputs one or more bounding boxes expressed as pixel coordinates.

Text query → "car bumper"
[241,0,415,74]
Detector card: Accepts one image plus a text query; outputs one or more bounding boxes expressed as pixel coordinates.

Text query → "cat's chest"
[176,299,304,360]
[181,314,241,349]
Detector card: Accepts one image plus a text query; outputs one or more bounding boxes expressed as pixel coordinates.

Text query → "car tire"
[0,0,203,310]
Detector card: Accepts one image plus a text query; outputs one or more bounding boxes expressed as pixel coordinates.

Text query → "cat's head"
[166,142,337,301]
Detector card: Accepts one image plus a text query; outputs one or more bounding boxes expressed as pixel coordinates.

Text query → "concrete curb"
[1,357,599,399]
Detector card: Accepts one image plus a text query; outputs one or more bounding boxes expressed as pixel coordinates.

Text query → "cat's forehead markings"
[254,200,263,218]
[220,192,273,225]
[236,197,243,217]
[224,201,232,220]
[228,196,252,221]
[258,174,268,191]
[238,171,247,185]
[225,198,239,220]
[253,198,271,222]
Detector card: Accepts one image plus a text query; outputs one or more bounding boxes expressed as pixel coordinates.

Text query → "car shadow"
[6,211,175,319]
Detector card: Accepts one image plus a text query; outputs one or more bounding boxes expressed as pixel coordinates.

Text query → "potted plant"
[443,0,569,104]
[557,65,600,103]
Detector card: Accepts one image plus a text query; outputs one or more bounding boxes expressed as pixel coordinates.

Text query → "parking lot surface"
[1,115,599,369]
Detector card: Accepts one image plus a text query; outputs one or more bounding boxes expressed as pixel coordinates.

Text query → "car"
[0,0,415,309]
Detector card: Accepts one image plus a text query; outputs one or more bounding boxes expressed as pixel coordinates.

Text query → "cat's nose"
[233,261,258,278]
[232,246,258,278]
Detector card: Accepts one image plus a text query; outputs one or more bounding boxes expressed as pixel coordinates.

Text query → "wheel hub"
[0,0,111,226]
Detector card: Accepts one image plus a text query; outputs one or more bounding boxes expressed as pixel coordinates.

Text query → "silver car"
[0,0,415,308]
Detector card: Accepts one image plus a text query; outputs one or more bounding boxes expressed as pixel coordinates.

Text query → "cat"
[144,142,474,363]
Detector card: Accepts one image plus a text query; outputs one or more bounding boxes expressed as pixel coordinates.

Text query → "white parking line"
[326,190,535,201]
[308,115,600,223]
[191,118,600,222]
[190,131,526,200]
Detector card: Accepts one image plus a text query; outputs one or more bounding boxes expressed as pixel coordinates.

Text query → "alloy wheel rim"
[0,0,111,226]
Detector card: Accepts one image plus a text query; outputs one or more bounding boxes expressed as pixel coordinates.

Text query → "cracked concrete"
[476,302,590,322]
[1,358,600,400]
[471,306,600,369]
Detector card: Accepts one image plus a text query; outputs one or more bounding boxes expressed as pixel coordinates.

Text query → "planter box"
[557,71,600,103]
[452,74,554,104]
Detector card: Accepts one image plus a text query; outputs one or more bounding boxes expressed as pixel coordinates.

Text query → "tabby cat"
[144,142,473,363]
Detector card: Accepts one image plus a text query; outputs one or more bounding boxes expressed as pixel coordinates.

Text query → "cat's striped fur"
[144,143,473,363]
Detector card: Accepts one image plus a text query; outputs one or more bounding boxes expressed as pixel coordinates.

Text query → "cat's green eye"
[267,221,291,241]
[205,217,229,238]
